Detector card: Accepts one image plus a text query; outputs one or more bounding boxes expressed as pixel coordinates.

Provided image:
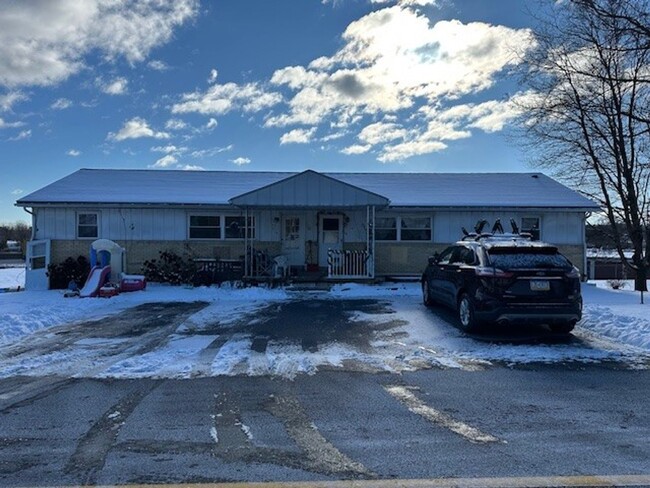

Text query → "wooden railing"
[327,249,373,279]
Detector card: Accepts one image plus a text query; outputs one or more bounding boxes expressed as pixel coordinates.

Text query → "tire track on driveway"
[265,394,375,479]
[384,385,502,444]
[64,382,159,485]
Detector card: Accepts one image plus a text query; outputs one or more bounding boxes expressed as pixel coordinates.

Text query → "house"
[16,169,599,290]
[586,248,636,281]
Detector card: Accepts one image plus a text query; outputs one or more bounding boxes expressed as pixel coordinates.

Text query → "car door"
[437,246,464,307]
[429,246,456,305]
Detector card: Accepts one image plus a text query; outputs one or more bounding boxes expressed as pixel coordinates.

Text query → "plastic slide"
[80,265,111,298]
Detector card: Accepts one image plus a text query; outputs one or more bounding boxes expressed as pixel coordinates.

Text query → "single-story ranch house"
[16,169,599,290]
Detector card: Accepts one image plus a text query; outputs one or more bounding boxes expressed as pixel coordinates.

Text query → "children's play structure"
[79,239,146,298]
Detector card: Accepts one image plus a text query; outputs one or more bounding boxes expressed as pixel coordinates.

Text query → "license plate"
[530,280,550,291]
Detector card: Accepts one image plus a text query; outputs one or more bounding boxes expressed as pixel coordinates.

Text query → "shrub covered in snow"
[47,256,90,289]
[142,250,197,285]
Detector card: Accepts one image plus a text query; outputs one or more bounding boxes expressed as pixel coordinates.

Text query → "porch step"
[285,282,333,292]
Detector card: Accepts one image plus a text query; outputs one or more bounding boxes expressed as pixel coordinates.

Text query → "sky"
[0,0,544,224]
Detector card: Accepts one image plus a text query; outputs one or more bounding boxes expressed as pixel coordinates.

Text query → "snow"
[18,169,598,209]
[0,267,25,290]
[0,280,649,380]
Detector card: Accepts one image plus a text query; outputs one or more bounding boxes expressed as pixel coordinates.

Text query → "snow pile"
[1,280,650,380]
[0,283,287,347]
[0,267,25,290]
[582,283,650,350]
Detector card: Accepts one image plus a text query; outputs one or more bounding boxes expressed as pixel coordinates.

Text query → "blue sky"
[0,0,541,224]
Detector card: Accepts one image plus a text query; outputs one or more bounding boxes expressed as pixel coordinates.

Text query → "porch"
[228,170,390,281]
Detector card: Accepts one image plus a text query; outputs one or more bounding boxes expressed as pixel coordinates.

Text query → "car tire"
[422,280,434,307]
[458,293,479,332]
[550,321,576,334]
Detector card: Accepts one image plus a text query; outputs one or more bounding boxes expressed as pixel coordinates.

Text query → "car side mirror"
[428,253,439,265]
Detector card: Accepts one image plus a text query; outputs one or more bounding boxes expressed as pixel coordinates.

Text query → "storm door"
[282,216,305,266]
[318,215,343,267]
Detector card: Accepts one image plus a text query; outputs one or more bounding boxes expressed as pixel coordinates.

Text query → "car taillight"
[565,266,580,279]
[475,267,514,278]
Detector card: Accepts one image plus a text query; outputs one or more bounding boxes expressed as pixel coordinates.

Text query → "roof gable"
[229,170,390,208]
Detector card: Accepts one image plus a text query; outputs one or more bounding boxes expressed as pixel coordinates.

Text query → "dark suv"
[421,233,582,333]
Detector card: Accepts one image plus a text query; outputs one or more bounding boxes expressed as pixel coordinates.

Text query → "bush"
[47,256,91,290]
[142,250,197,285]
[607,279,627,290]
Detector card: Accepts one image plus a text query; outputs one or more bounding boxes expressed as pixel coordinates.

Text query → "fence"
[327,249,373,279]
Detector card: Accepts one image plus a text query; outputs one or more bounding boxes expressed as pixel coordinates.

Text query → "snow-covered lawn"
[0,266,25,290]
[0,280,649,380]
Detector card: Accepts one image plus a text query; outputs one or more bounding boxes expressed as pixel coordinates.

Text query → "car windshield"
[487,251,571,269]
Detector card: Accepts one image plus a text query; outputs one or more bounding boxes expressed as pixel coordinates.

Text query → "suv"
[421,233,582,334]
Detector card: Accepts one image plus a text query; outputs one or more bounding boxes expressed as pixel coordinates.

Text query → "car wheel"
[422,280,434,307]
[458,293,479,332]
[550,321,576,334]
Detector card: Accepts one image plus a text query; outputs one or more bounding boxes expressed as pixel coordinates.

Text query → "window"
[225,216,255,239]
[452,247,476,265]
[437,246,455,265]
[189,215,220,239]
[375,217,397,241]
[285,218,300,241]
[521,217,541,240]
[400,217,431,241]
[77,213,98,239]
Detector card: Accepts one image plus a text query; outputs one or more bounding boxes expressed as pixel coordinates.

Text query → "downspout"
[22,207,36,240]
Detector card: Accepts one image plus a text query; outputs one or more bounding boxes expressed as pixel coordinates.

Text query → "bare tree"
[519,0,650,299]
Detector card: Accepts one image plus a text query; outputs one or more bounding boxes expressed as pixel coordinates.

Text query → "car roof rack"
[461,219,533,242]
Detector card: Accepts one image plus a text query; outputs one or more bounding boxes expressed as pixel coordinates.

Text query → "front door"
[319,215,343,267]
[26,239,50,290]
[282,216,305,266]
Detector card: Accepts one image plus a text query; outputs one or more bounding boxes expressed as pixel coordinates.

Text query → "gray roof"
[16,168,599,210]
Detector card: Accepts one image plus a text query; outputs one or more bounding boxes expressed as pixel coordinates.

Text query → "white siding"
[33,206,586,246]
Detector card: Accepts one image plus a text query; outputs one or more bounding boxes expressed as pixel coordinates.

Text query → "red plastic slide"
[79,265,111,298]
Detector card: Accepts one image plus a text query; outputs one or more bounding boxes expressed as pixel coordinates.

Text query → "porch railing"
[327,249,373,279]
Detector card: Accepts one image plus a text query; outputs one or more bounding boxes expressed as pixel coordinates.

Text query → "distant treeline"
[586,223,632,249]
[0,222,31,250]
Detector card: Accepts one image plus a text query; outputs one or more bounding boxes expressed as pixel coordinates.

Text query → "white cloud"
[149,154,177,168]
[108,117,170,141]
[206,118,218,129]
[11,189,24,195]
[230,156,251,166]
[51,97,73,110]
[378,139,446,162]
[9,129,31,141]
[0,91,27,111]
[279,127,317,145]
[67,149,81,156]
[172,82,282,116]
[148,59,169,71]
[0,117,24,129]
[358,122,407,145]
[165,118,187,130]
[341,144,371,155]
[178,164,205,171]
[100,77,128,95]
[0,0,198,87]
[151,144,185,154]
[191,145,233,158]
[208,69,218,84]
[262,4,535,161]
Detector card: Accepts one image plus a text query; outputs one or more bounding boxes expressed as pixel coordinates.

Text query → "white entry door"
[282,216,305,266]
[26,239,51,290]
[319,215,343,266]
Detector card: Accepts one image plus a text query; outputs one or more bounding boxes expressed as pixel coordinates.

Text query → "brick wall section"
[50,240,585,277]
[373,243,585,277]
[51,240,280,274]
